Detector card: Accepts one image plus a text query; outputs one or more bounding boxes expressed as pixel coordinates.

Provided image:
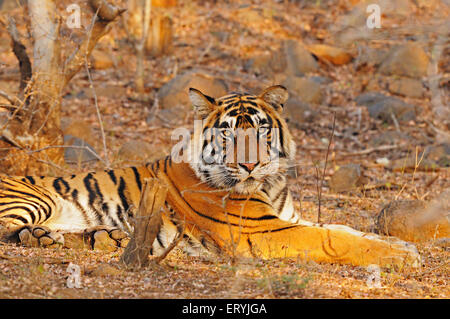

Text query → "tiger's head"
[187,85,296,195]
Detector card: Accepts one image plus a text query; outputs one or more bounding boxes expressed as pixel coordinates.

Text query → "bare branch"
[317,112,336,224]
[6,18,32,94]
[90,0,127,21]
[63,0,125,87]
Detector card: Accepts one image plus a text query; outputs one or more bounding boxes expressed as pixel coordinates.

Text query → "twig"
[338,144,400,157]
[63,0,125,87]
[317,112,336,224]
[84,61,110,168]
[83,7,113,168]
[6,17,32,94]
[0,90,20,106]
[134,0,152,95]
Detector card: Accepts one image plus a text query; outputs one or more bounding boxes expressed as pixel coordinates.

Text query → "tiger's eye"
[259,127,270,135]
[221,129,233,138]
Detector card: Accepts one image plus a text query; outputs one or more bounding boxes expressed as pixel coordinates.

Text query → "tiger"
[0,85,420,267]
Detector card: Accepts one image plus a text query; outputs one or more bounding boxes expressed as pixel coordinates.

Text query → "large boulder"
[377,191,450,243]
[283,40,319,76]
[329,164,366,193]
[355,92,419,123]
[157,71,228,110]
[378,42,430,78]
[283,76,323,104]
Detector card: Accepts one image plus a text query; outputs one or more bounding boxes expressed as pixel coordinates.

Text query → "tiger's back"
[0,166,151,231]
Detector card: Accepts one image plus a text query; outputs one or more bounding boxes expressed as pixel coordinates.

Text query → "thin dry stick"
[84,9,110,168]
[317,112,336,224]
[6,17,32,94]
[135,0,152,95]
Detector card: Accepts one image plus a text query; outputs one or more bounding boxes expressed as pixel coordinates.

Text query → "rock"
[369,130,410,147]
[64,135,99,164]
[284,98,317,127]
[244,51,287,76]
[283,39,319,76]
[309,76,332,85]
[329,164,366,193]
[81,85,128,100]
[355,92,388,106]
[234,6,266,26]
[424,143,450,167]
[414,0,441,9]
[61,118,97,147]
[146,105,190,126]
[355,92,419,123]
[89,264,122,277]
[333,27,372,48]
[433,238,450,249]
[116,140,167,165]
[378,42,430,78]
[90,49,114,70]
[377,192,450,242]
[388,155,438,172]
[307,44,353,65]
[157,71,228,110]
[0,0,25,10]
[386,77,425,98]
[283,76,323,104]
[354,46,388,68]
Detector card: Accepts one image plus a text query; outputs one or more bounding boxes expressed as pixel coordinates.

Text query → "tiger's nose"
[239,162,258,173]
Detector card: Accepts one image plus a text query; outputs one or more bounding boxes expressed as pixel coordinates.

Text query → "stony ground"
[0,0,448,299]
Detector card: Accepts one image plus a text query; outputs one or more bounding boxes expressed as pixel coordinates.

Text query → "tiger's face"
[188,85,296,194]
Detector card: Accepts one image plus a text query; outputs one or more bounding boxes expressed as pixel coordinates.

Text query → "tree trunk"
[0,0,124,176]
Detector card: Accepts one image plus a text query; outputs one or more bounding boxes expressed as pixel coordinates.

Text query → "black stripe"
[277,187,288,213]
[275,118,286,156]
[0,195,48,222]
[24,176,36,185]
[0,213,28,224]
[164,157,169,173]
[83,173,104,224]
[245,102,259,108]
[131,167,142,191]
[70,189,92,227]
[53,177,71,196]
[243,225,299,235]
[156,232,165,249]
[227,196,271,207]
[0,185,53,218]
[115,204,128,228]
[107,170,117,185]
[3,179,57,207]
[273,185,287,203]
[117,177,130,217]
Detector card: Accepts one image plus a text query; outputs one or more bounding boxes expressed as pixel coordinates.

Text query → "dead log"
[120,178,168,269]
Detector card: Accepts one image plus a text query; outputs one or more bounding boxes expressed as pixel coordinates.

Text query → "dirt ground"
[0,0,449,299]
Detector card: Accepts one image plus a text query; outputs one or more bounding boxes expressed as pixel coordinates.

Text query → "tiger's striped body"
[0,86,420,266]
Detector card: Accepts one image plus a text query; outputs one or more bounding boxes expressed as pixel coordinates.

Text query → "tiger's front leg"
[1,224,129,252]
[62,226,130,252]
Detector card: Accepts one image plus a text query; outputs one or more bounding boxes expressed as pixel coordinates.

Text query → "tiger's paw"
[17,225,64,248]
[63,226,130,252]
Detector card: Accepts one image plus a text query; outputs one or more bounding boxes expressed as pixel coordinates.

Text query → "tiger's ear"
[189,88,217,118]
[259,85,288,112]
